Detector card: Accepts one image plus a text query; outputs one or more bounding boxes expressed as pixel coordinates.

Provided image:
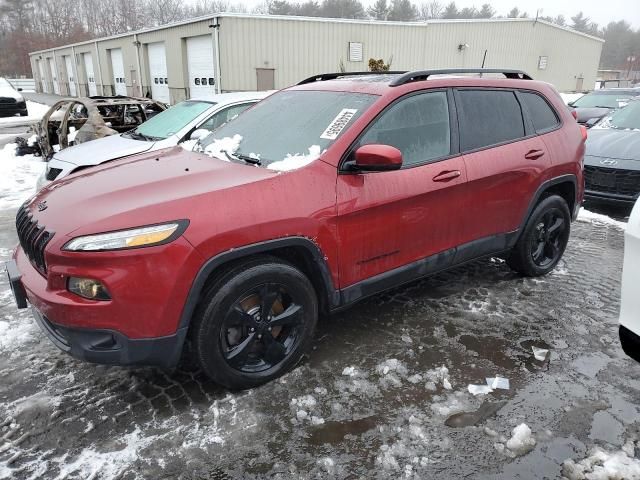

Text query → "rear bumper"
[620,325,640,364]
[31,307,187,368]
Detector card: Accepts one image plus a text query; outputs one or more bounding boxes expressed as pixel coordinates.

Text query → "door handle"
[433,170,461,182]
[525,149,545,160]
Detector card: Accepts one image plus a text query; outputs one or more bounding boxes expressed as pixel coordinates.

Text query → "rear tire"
[191,257,318,390]
[507,195,571,277]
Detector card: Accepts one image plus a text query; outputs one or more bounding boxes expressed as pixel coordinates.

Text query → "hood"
[26,146,278,239]
[575,107,611,124]
[0,85,23,101]
[585,128,640,162]
[53,133,155,166]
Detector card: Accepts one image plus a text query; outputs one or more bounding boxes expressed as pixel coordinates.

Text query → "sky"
[209,0,640,28]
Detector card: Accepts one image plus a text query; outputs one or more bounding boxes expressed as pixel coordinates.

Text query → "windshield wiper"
[222,150,262,165]
[124,130,152,141]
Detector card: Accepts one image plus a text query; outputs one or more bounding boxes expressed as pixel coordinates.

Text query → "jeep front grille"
[16,204,54,274]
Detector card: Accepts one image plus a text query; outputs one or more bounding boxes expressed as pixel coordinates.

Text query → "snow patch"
[505,423,536,456]
[267,145,321,172]
[198,134,242,161]
[578,208,627,231]
[562,441,640,480]
[0,143,45,209]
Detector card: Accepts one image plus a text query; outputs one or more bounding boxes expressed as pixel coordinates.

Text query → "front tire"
[507,195,571,277]
[191,257,318,389]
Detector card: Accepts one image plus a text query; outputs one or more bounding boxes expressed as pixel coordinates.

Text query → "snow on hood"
[197,134,242,161]
[268,145,322,172]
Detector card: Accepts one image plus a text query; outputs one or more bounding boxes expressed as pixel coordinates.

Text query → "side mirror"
[353,144,402,171]
[190,128,210,141]
[17,87,23,92]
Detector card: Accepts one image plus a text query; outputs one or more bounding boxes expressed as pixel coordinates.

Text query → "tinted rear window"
[457,90,525,151]
[520,92,560,133]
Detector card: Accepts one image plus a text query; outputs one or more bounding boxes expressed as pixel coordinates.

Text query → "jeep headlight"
[64,221,188,251]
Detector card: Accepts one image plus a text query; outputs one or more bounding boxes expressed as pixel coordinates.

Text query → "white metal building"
[29,13,604,104]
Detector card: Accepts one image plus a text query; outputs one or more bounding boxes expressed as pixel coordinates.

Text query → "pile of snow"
[495,423,536,457]
[578,208,627,231]
[0,101,49,126]
[290,394,324,425]
[562,441,640,480]
[267,145,322,172]
[422,365,452,391]
[198,134,242,161]
[375,358,409,388]
[0,143,45,210]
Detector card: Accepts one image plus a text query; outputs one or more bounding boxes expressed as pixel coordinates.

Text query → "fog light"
[68,277,111,301]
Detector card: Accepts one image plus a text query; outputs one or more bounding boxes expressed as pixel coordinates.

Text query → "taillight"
[580,125,588,142]
[571,109,578,120]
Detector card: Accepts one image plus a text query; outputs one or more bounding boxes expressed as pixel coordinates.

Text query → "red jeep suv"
[6,69,585,389]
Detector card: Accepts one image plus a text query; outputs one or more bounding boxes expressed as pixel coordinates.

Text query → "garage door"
[187,35,216,99]
[64,56,76,97]
[37,60,47,93]
[47,58,59,94]
[110,48,127,96]
[147,42,170,104]
[83,53,97,96]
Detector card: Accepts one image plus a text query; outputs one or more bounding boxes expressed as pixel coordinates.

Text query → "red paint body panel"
[13,75,585,346]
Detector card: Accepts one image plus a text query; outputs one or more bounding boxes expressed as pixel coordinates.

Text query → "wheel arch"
[177,237,339,331]
[517,175,578,236]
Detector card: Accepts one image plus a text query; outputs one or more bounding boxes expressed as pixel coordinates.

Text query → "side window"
[520,91,560,133]
[359,91,451,166]
[200,103,254,132]
[457,90,525,152]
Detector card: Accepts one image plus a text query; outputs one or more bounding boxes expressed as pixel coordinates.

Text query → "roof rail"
[297,71,408,85]
[389,68,533,87]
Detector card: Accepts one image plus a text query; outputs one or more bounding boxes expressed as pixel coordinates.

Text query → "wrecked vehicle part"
[23,96,166,160]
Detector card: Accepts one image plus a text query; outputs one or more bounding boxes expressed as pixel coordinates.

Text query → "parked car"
[16,96,166,159]
[583,99,640,205]
[0,77,28,117]
[620,198,640,363]
[569,88,640,127]
[37,91,270,189]
[6,69,586,389]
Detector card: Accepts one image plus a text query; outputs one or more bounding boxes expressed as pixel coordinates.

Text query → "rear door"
[455,88,551,247]
[337,90,467,288]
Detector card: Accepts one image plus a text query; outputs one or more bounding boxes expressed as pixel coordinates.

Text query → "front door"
[256,68,275,91]
[337,90,467,289]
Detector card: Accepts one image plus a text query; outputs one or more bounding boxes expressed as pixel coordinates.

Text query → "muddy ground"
[0,200,638,479]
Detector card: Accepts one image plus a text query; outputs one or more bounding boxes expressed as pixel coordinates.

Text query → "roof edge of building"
[28,13,604,56]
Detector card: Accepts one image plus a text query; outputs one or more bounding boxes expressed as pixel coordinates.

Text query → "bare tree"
[418,1,443,20]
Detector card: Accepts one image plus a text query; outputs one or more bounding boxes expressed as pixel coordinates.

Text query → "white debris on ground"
[423,366,452,391]
[267,145,322,172]
[485,377,509,390]
[341,366,358,376]
[562,440,640,480]
[578,208,627,231]
[468,384,493,396]
[0,142,45,210]
[290,394,324,425]
[375,359,409,388]
[532,346,550,361]
[0,101,49,126]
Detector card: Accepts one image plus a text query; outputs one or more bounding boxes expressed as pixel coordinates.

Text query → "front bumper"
[585,190,638,206]
[31,307,187,368]
[0,101,27,116]
[620,325,640,364]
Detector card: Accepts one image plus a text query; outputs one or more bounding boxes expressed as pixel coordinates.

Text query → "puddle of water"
[459,335,517,370]
[445,400,507,428]
[307,416,379,445]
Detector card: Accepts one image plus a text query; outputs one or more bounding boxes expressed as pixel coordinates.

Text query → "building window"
[348,42,363,62]
[538,56,548,70]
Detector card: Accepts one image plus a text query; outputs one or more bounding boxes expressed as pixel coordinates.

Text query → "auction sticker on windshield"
[320,109,358,140]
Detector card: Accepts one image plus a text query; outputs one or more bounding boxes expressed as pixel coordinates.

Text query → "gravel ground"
[0,184,638,478]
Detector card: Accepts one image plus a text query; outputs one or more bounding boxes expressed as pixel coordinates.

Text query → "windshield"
[572,93,633,109]
[594,101,640,131]
[127,100,213,141]
[197,90,378,171]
